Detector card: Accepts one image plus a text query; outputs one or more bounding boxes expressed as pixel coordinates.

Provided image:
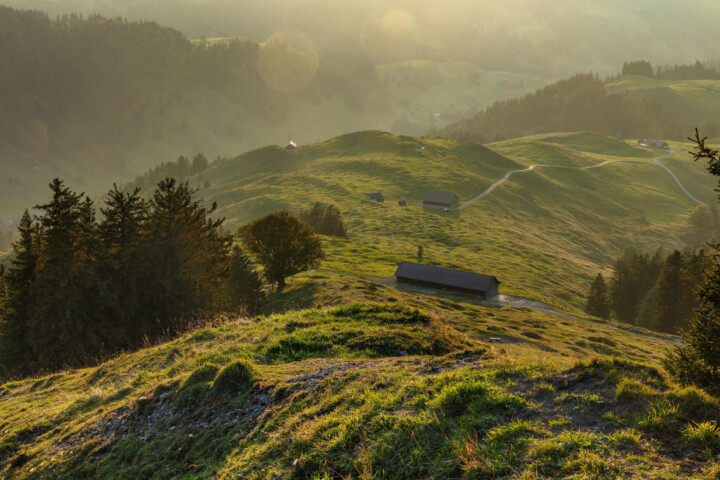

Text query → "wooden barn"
[422,190,460,208]
[365,192,384,202]
[394,261,499,298]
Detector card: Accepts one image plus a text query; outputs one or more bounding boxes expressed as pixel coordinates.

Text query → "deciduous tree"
[238,211,324,289]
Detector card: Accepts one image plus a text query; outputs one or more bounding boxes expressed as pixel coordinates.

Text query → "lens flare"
[257,31,319,94]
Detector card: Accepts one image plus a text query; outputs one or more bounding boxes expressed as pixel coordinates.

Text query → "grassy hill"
[2,283,718,478]
[198,130,715,312]
[3,130,720,478]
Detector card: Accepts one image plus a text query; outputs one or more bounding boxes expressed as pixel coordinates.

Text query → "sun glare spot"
[257,31,319,94]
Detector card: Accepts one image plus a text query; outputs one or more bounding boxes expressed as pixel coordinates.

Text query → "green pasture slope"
[2,290,719,478]
[3,130,720,478]
[203,130,714,312]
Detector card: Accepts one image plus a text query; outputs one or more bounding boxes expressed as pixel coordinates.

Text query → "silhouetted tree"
[665,130,720,393]
[299,202,348,238]
[585,273,611,319]
[225,246,265,313]
[27,180,116,369]
[0,211,38,376]
[143,178,232,332]
[238,211,324,289]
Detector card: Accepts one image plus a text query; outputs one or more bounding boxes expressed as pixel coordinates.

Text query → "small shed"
[422,190,460,208]
[285,141,298,151]
[366,192,384,203]
[394,261,499,298]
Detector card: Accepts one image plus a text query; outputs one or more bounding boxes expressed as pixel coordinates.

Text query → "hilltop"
[198,130,714,312]
[2,284,719,478]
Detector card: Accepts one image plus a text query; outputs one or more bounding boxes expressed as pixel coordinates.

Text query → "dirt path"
[370,276,683,346]
[461,150,704,209]
[483,293,683,345]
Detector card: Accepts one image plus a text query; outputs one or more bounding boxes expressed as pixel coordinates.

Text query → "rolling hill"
[2,280,718,478]
[195,130,715,312]
[3,130,720,478]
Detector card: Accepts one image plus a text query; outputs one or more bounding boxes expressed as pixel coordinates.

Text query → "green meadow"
[3,130,719,478]
[202,130,714,312]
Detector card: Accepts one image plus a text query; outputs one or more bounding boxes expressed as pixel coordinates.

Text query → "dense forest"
[0,6,379,166]
[586,246,711,334]
[5,0,720,78]
[0,178,264,378]
[0,6,383,223]
[440,61,720,142]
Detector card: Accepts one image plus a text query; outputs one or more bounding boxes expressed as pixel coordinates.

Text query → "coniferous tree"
[0,211,38,376]
[585,273,611,319]
[27,180,114,369]
[299,202,348,238]
[665,131,720,393]
[654,251,692,333]
[100,185,149,342]
[143,178,232,331]
[225,246,265,313]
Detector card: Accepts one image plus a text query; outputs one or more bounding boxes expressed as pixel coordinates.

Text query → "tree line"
[437,73,667,143]
[0,6,381,167]
[622,60,720,81]
[439,60,720,143]
[0,181,342,379]
[0,178,264,378]
[585,246,709,334]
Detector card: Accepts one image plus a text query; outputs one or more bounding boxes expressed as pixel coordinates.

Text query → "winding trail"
[460,150,705,209]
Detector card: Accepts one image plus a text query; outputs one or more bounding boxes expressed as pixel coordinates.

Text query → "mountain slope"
[0,288,716,478]
[198,130,714,311]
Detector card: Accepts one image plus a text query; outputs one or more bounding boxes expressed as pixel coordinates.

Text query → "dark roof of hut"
[394,261,499,293]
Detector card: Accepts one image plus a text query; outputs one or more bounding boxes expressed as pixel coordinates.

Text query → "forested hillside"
[0,7,385,223]
[5,0,720,78]
[440,69,720,143]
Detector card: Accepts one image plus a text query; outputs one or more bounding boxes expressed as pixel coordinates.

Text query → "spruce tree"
[225,246,265,313]
[665,131,720,393]
[100,185,148,342]
[585,273,611,319]
[28,180,113,369]
[143,178,232,330]
[0,211,38,376]
[653,251,691,333]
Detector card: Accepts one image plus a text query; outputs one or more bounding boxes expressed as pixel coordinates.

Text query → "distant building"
[394,261,500,298]
[422,190,460,208]
[365,192,384,203]
[285,141,298,151]
[638,139,669,150]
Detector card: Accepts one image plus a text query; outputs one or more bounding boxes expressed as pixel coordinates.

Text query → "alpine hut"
[365,192,384,203]
[394,261,499,298]
[422,190,460,208]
